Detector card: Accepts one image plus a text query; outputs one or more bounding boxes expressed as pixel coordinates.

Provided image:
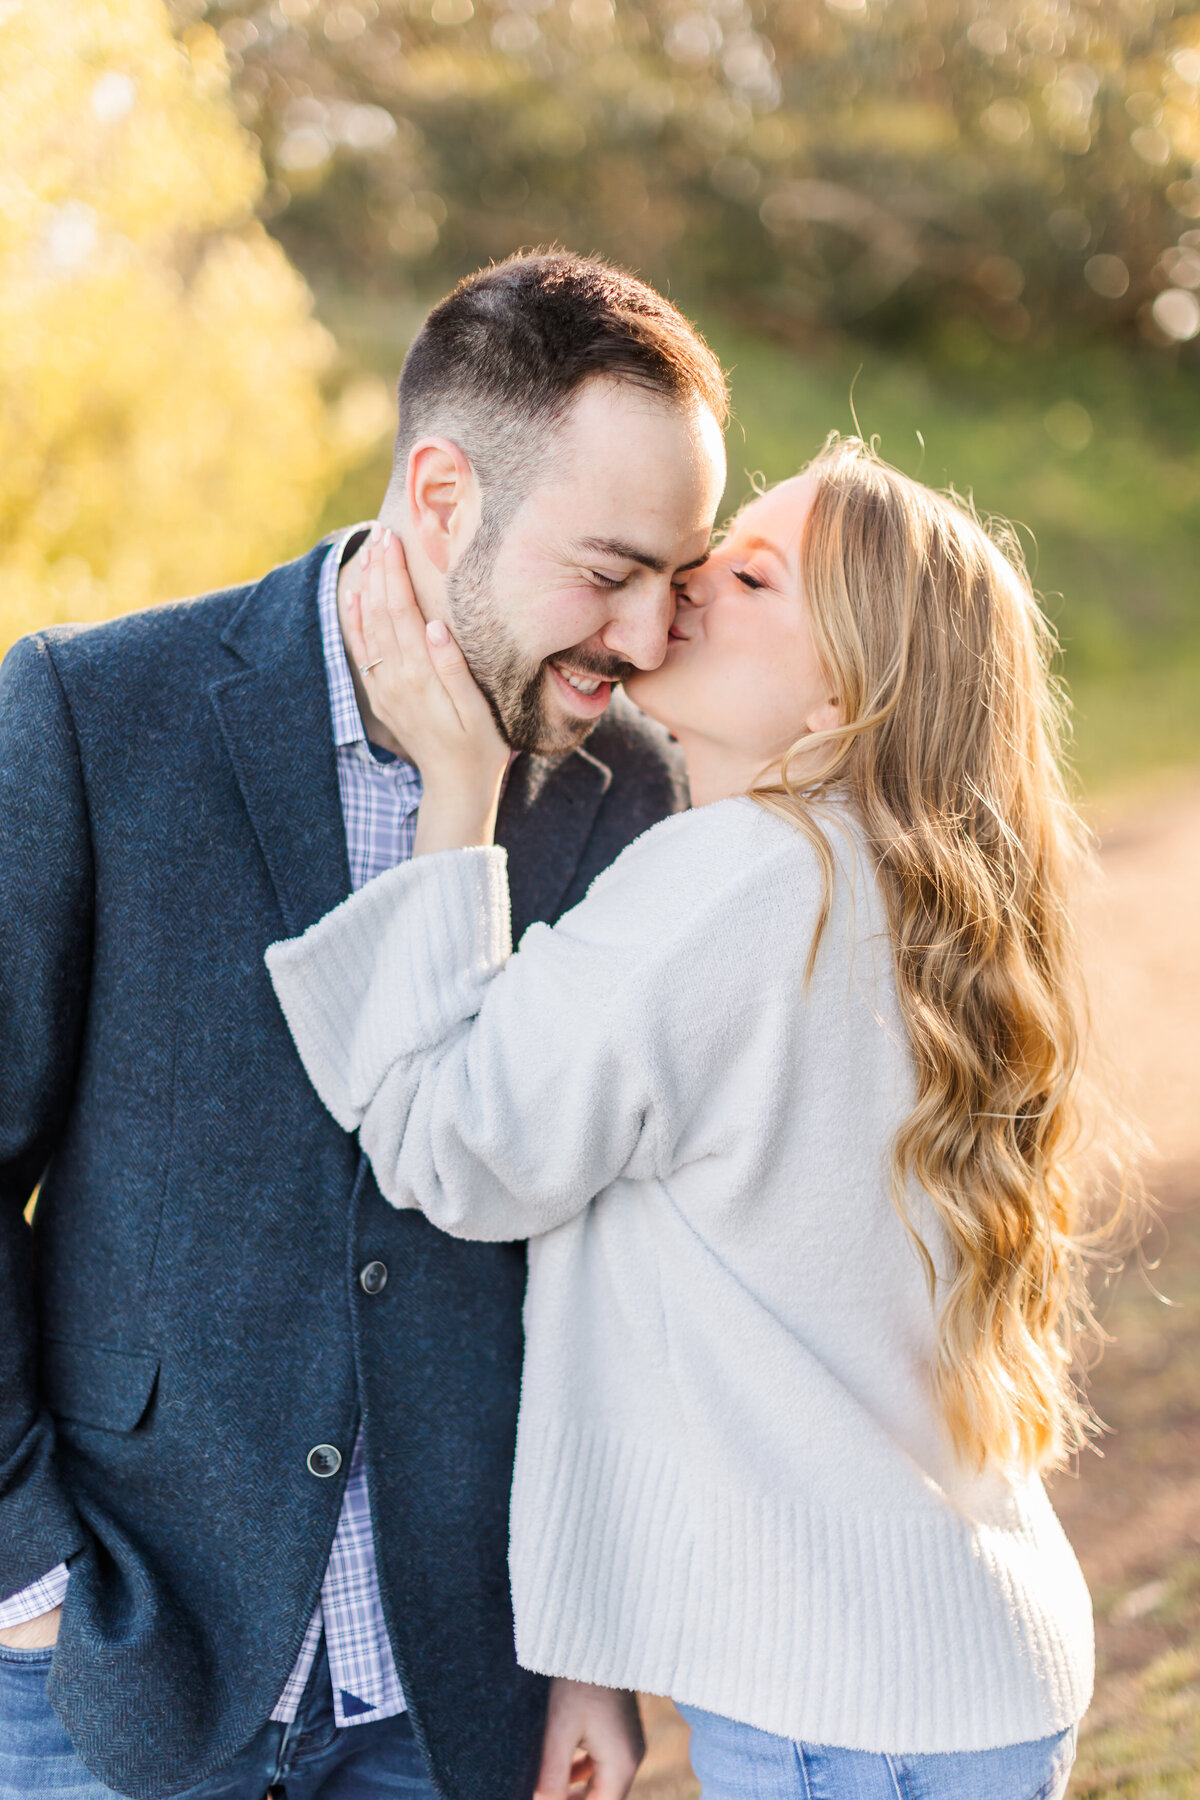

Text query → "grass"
[1069,660,1200,799]
[1072,1646,1200,1798]
[316,287,1200,795]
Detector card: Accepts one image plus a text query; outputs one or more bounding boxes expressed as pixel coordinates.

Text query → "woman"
[267,437,1105,1800]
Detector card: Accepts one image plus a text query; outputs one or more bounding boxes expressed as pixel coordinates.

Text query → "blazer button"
[307,1444,342,1478]
[359,1260,388,1295]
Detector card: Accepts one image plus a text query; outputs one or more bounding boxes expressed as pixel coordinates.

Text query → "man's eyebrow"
[573,536,670,574]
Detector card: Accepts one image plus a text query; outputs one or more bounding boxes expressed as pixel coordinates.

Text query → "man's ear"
[406,437,481,575]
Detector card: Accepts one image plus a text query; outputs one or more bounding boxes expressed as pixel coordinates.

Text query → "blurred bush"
[0,0,391,656]
[186,0,1200,354]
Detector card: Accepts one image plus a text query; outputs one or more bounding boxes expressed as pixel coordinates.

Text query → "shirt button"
[359,1260,388,1295]
[307,1444,342,1479]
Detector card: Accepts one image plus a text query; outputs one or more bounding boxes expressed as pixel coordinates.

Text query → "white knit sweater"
[266,797,1093,1753]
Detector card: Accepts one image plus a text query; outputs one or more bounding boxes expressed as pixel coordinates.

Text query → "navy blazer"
[0,539,687,1800]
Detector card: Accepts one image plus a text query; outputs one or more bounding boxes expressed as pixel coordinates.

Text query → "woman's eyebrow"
[735,533,787,564]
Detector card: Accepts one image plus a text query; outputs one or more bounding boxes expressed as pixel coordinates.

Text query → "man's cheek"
[533,586,611,658]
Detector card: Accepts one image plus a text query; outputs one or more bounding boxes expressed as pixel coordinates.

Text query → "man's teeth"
[560,670,602,695]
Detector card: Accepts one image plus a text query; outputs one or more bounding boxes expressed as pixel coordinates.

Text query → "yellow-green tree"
[0,0,389,656]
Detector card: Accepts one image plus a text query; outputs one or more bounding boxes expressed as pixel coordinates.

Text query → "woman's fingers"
[424,619,500,739]
[344,528,509,853]
[357,526,435,685]
[354,524,476,753]
[362,527,400,669]
[343,587,369,674]
[378,529,431,663]
[347,532,394,688]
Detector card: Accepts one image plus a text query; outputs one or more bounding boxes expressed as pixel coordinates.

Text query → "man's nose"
[599,580,674,671]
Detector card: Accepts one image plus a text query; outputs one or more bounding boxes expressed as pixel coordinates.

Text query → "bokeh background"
[3,3,1198,1793]
[5,0,1200,785]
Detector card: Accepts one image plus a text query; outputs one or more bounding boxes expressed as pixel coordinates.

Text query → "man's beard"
[446,515,636,756]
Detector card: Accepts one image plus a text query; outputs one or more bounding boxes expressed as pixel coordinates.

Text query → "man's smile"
[547,660,613,715]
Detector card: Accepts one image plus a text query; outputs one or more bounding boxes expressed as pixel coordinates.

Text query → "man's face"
[445,378,726,755]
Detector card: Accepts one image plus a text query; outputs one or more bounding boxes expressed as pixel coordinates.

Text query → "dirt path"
[1082,778,1200,1175]
[632,778,1200,1799]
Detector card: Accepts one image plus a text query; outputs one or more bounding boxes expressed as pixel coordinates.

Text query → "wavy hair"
[752,435,1130,1474]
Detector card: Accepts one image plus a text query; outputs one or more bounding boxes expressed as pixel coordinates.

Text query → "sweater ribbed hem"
[510,1418,1093,1755]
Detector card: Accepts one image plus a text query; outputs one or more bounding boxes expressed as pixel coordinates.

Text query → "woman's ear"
[805,695,843,737]
[406,437,482,575]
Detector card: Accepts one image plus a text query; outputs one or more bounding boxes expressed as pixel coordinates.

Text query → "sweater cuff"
[265,847,512,1131]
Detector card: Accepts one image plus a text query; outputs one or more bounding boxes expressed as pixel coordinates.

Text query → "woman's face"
[626,473,840,797]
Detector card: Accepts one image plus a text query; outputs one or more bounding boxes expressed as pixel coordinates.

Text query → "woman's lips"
[548,661,613,716]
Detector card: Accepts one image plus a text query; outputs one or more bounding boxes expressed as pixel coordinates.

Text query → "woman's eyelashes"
[733,567,767,591]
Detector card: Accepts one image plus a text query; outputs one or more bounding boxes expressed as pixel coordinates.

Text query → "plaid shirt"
[271,532,420,1727]
[0,533,420,1733]
[317,531,425,890]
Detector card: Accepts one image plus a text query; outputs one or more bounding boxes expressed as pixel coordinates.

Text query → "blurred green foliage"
[7,1,1197,787]
[184,0,1200,351]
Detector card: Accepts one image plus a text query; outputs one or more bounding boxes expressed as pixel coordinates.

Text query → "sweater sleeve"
[265,844,666,1240]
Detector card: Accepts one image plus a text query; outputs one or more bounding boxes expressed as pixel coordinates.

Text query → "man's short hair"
[389,250,728,522]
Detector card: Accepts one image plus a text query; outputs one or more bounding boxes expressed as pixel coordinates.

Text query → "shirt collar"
[317,529,370,750]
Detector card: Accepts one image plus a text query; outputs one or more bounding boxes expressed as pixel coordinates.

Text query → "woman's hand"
[345,526,510,855]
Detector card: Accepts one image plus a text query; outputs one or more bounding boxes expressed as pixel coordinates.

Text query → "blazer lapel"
[210,543,351,937]
[498,746,611,942]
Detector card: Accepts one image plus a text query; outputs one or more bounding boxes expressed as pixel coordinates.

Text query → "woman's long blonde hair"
[753,434,1127,1475]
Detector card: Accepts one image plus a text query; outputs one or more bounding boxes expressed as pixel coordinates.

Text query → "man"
[0,252,727,1799]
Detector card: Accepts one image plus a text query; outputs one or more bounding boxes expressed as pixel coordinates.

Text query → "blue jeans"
[0,1636,439,1800]
[678,1705,1077,1800]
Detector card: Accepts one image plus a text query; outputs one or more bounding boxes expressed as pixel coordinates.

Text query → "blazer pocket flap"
[41,1339,159,1433]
